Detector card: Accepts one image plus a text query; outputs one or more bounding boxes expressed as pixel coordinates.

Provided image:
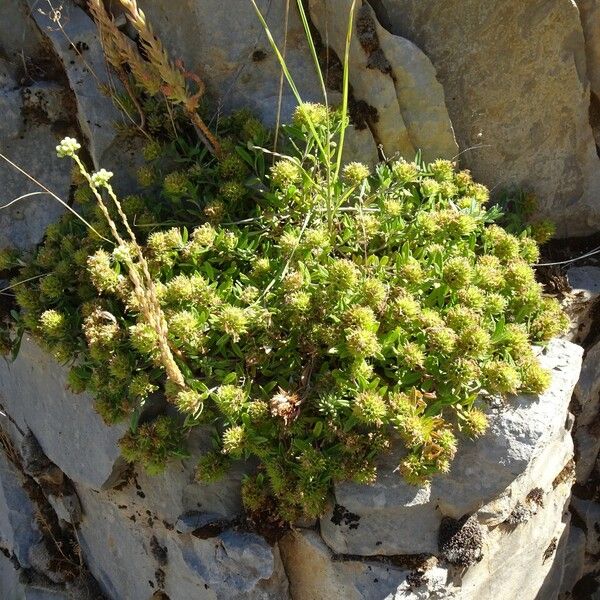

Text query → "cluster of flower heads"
[5,103,567,522]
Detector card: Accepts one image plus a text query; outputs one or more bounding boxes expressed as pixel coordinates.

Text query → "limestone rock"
[320,339,583,556]
[0,1,44,73]
[461,478,572,600]
[574,339,600,427]
[559,524,587,595]
[131,425,250,522]
[578,0,600,146]
[0,551,69,600]
[0,61,71,251]
[571,496,600,556]
[572,339,600,483]
[574,424,600,484]
[564,265,600,344]
[47,493,82,526]
[308,0,457,161]
[138,0,322,126]
[0,448,43,568]
[0,336,127,489]
[27,0,123,169]
[280,529,457,600]
[377,0,600,237]
[76,483,289,599]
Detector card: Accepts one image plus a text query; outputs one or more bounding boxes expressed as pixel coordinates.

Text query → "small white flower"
[56,137,81,158]
[91,169,114,188]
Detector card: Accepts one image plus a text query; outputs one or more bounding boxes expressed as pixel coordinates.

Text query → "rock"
[564,266,600,343]
[578,0,600,146]
[342,124,380,168]
[308,0,457,161]
[571,496,600,555]
[27,0,123,169]
[461,477,572,600]
[0,336,127,489]
[280,529,458,600]
[377,0,600,237]
[75,483,289,599]
[574,424,600,484]
[0,448,43,568]
[320,339,583,556]
[174,511,229,535]
[131,425,250,522]
[47,493,82,526]
[139,0,322,126]
[0,1,44,71]
[574,340,600,427]
[0,551,69,600]
[568,266,600,299]
[559,524,587,596]
[0,61,71,251]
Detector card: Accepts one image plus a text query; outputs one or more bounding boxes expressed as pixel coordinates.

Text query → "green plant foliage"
[6,102,568,521]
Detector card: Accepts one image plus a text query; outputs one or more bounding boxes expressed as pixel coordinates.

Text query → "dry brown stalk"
[72,156,186,389]
[88,0,221,156]
[87,0,150,128]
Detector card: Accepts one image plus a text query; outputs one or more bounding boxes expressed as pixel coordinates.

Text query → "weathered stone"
[0,448,43,568]
[0,336,127,489]
[574,339,600,427]
[27,0,123,169]
[0,551,69,600]
[47,493,82,526]
[559,524,587,596]
[571,496,600,556]
[0,62,71,251]
[320,339,582,556]
[377,0,600,237]
[568,266,600,299]
[565,266,600,343]
[280,529,458,600]
[139,0,322,126]
[76,483,289,599]
[308,0,457,162]
[0,0,44,74]
[578,0,600,146]
[461,478,572,600]
[132,425,250,522]
[574,424,600,484]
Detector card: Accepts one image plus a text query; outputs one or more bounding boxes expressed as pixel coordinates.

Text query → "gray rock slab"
[139,0,322,126]
[571,496,600,556]
[76,483,289,600]
[280,529,457,600]
[0,63,71,252]
[574,339,600,427]
[559,524,587,596]
[0,448,42,568]
[578,0,600,146]
[378,0,600,237]
[0,336,127,489]
[320,339,583,556]
[564,266,600,343]
[27,0,123,169]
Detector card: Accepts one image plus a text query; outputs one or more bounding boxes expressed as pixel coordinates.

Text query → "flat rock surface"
[0,337,126,489]
[377,0,600,237]
[320,339,583,555]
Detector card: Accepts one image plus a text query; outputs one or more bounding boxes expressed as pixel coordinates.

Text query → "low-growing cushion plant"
[0,100,567,522]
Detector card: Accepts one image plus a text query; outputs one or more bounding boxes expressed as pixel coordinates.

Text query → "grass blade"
[334,0,357,181]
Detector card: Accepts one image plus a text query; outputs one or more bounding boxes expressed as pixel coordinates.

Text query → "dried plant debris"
[438,516,483,567]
